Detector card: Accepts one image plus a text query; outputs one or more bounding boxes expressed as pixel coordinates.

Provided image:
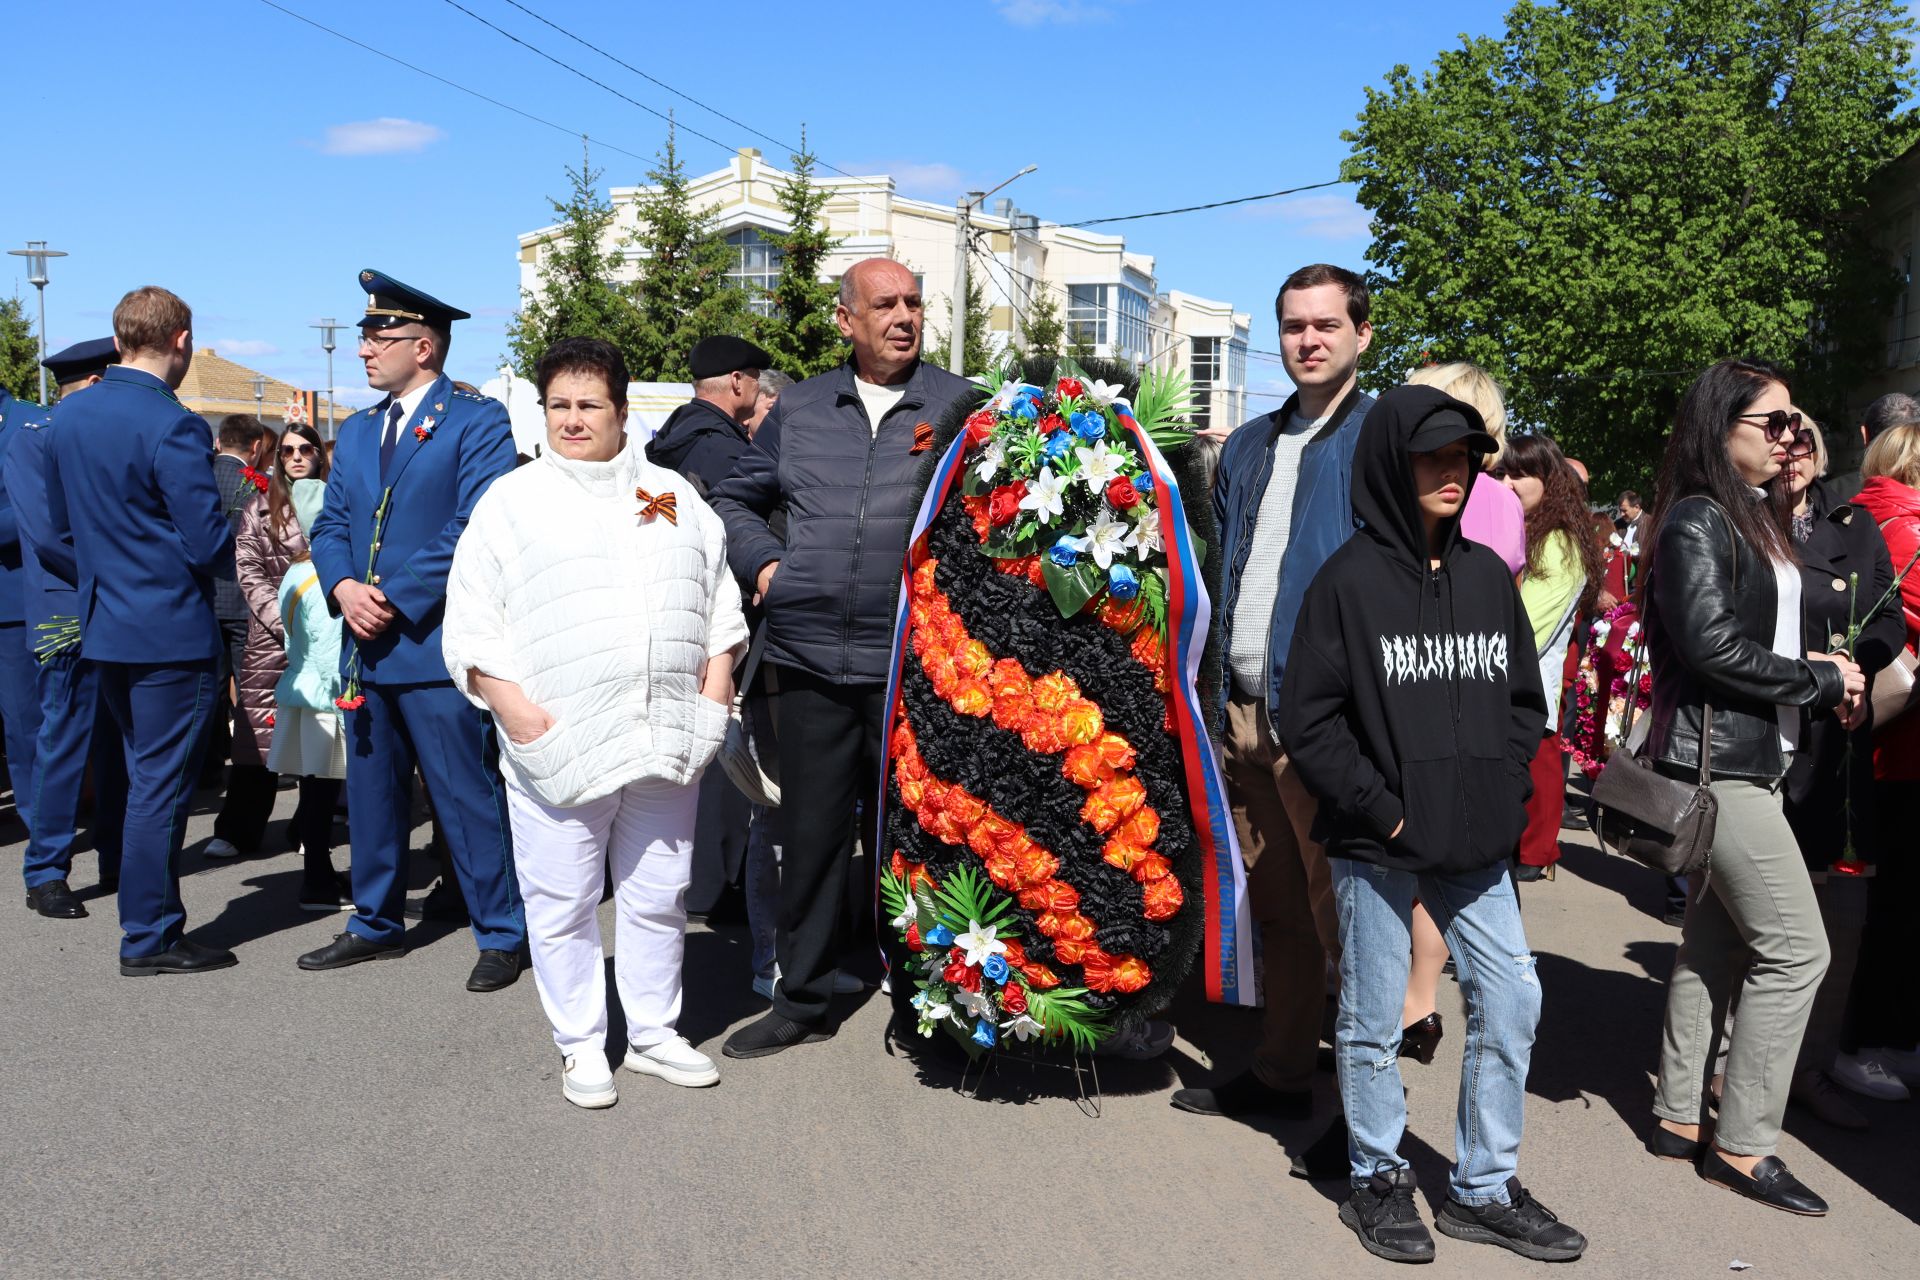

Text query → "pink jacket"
[1461,471,1527,576]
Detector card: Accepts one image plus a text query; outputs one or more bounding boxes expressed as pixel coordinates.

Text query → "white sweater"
[442,438,749,807]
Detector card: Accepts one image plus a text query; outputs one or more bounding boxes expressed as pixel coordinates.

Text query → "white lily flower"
[1018,466,1068,523]
[1081,509,1130,570]
[892,899,917,932]
[974,437,1007,483]
[921,997,951,1024]
[955,987,994,1018]
[986,380,1042,414]
[1073,441,1126,492]
[953,919,1008,967]
[1005,1014,1045,1042]
[1084,378,1126,406]
[1124,510,1163,559]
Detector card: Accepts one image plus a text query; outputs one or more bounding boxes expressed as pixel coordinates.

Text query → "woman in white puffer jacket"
[443,337,748,1110]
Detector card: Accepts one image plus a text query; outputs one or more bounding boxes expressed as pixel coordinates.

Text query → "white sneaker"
[1864,1043,1920,1087]
[203,838,241,860]
[749,967,864,1001]
[1095,1018,1176,1060]
[561,1053,618,1109]
[1833,1051,1912,1101]
[624,1035,720,1088]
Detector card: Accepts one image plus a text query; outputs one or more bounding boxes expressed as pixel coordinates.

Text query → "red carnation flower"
[1105,475,1141,509]
[987,481,1027,527]
[964,410,996,447]
[241,465,269,494]
[1037,414,1068,435]
[905,921,924,952]
[1001,982,1028,1015]
[1056,377,1084,398]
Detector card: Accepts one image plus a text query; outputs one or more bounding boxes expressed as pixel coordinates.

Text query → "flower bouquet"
[881,359,1251,1060]
[1566,600,1649,779]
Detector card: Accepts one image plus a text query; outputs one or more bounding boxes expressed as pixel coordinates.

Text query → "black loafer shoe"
[1435,1178,1586,1261]
[721,1011,832,1059]
[298,931,404,971]
[121,938,238,976]
[26,879,87,919]
[1399,1013,1443,1065]
[1700,1151,1828,1215]
[1649,1124,1705,1163]
[1170,1069,1312,1121]
[466,948,523,992]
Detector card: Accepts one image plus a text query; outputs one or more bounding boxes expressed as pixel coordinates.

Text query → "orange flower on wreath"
[1143,876,1185,921]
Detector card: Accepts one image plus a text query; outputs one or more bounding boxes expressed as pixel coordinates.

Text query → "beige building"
[516,148,1251,429]
[178,348,326,436]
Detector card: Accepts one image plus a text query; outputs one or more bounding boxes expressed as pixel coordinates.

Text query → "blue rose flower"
[1071,409,1107,441]
[925,923,955,947]
[972,1018,998,1049]
[1049,537,1080,567]
[1108,564,1140,601]
[1043,431,1073,462]
[982,953,1010,983]
[1012,396,1040,420]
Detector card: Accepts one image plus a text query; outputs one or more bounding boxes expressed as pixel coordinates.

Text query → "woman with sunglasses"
[1774,415,1907,1129]
[1644,361,1862,1215]
[233,421,345,909]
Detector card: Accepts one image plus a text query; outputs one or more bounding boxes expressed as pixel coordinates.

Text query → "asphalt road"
[4,785,1916,1279]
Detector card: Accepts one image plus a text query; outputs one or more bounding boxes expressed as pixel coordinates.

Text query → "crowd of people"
[2,253,1918,1266]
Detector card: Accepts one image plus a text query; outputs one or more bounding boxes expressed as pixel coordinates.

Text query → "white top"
[441,437,750,807]
[1227,411,1328,696]
[1770,555,1803,754]
[855,377,907,435]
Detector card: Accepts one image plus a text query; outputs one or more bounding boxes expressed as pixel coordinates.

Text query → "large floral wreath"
[880,361,1247,1058]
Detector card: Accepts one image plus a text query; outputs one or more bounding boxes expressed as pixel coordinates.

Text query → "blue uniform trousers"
[24,653,126,889]
[344,680,523,952]
[0,621,42,835]
[96,659,218,959]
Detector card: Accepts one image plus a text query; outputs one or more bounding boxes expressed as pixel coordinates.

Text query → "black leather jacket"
[1645,494,1847,783]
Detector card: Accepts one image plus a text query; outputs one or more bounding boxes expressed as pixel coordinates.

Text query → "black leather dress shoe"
[1399,1012,1443,1065]
[1649,1124,1705,1163]
[466,948,523,992]
[26,879,87,919]
[120,939,238,976]
[1700,1151,1828,1215]
[722,1010,833,1058]
[1170,1069,1312,1120]
[297,931,405,971]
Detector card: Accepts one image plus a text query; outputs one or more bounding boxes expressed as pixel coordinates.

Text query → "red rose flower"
[1105,475,1141,509]
[964,410,996,447]
[987,481,1026,527]
[1037,413,1068,435]
[1001,982,1028,1015]
[1056,377,1084,398]
[240,465,269,494]
[905,921,924,952]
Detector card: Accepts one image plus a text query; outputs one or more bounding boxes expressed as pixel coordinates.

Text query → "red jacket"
[1854,476,1920,781]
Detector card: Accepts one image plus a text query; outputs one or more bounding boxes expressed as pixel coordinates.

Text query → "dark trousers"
[0,620,42,834]
[97,659,218,959]
[23,652,125,889]
[344,681,524,952]
[1851,778,1920,1050]
[199,616,249,786]
[771,666,884,1026]
[289,776,343,883]
[214,764,279,851]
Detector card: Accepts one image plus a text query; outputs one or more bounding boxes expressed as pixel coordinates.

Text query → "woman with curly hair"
[1492,433,1604,879]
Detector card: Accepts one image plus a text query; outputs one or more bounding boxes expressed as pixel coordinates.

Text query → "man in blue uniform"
[52,288,236,973]
[14,339,129,919]
[0,376,47,845]
[297,270,526,992]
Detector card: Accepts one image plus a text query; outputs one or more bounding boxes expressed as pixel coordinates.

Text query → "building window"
[1116,286,1151,363]
[1068,284,1107,347]
[1191,336,1221,431]
[725,228,783,316]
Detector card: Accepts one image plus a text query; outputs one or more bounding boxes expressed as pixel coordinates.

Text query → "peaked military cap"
[42,336,120,384]
[356,268,472,331]
[689,334,773,380]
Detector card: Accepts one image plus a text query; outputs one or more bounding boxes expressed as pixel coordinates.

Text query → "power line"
[253,0,651,164]
[1054,179,1346,229]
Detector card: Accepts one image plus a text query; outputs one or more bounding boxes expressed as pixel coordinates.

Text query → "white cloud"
[1237,193,1373,240]
[211,338,280,358]
[317,117,446,157]
[991,0,1112,26]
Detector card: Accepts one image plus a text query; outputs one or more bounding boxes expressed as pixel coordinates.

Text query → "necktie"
[381,401,403,476]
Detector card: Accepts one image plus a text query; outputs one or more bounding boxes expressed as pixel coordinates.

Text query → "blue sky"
[10,0,1515,410]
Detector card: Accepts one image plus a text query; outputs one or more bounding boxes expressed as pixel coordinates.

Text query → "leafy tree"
[1,296,41,402]
[755,131,847,378]
[1018,287,1066,360]
[925,269,996,376]
[627,117,752,382]
[504,141,647,381]
[1342,0,1919,492]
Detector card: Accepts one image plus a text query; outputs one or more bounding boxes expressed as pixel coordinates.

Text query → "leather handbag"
[717,622,781,808]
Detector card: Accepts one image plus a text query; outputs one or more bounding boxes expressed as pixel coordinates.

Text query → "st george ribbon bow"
[635,486,678,525]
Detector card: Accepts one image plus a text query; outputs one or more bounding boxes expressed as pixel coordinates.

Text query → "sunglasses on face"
[280,443,318,459]
[1734,409,1803,442]
[1785,428,1817,460]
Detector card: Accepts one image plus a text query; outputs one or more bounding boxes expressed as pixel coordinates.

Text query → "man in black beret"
[645,335,772,493]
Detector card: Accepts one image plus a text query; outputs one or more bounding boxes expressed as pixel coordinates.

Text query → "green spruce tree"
[627,117,751,382]
[504,141,647,381]
[925,269,995,376]
[1,296,42,403]
[1017,287,1065,360]
[755,130,846,378]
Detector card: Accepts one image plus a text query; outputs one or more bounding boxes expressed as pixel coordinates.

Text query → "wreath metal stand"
[955,1040,1105,1118]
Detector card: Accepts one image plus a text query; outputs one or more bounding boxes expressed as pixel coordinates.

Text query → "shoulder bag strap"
[1623,499,1729,784]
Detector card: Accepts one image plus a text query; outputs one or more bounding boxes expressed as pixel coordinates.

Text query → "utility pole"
[311,318,342,439]
[8,241,68,404]
[950,167,1037,378]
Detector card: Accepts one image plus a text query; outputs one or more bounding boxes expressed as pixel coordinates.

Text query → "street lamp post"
[311,317,342,440]
[250,373,266,422]
[951,166,1037,377]
[7,240,69,404]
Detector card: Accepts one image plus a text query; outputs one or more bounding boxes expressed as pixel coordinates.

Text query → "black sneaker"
[1339,1168,1435,1264]
[1169,1069,1311,1120]
[722,1011,833,1059]
[1434,1177,1586,1261]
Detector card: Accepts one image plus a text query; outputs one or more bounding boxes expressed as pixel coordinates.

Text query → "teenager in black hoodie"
[1278,385,1587,1264]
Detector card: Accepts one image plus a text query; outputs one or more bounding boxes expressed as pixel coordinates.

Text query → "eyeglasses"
[280,443,318,458]
[358,332,418,351]
[1734,409,1803,442]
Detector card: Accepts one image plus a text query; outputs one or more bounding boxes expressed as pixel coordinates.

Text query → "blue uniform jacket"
[309,374,515,686]
[0,388,46,625]
[1211,385,1373,742]
[8,412,79,631]
[50,366,232,664]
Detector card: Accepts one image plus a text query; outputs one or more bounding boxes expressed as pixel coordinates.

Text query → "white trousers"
[505,774,697,1056]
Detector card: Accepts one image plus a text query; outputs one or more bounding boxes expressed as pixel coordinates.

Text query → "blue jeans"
[1332,856,1541,1205]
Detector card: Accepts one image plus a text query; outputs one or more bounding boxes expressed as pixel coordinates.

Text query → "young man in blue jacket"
[50,288,236,973]
[1174,265,1374,1140]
